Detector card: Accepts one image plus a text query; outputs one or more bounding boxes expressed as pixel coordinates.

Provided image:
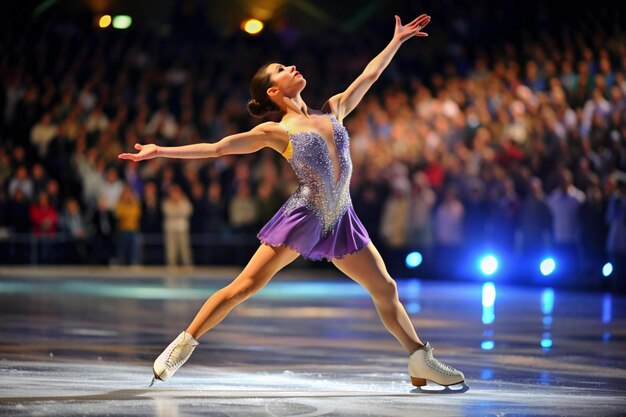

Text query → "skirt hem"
[258,238,371,262]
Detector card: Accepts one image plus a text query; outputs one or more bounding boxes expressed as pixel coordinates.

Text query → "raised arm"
[325,14,431,121]
[118,122,287,162]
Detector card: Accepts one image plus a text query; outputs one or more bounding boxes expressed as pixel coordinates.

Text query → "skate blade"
[149,370,163,387]
[411,380,469,394]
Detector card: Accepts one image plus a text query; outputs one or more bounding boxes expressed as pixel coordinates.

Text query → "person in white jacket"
[162,184,193,267]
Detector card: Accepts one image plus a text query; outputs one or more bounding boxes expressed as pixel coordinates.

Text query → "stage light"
[480,255,498,276]
[540,258,556,276]
[112,15,132,30]
[99,15,112,28]
[405,251,423,268]
[242,18,264,35]
[602,262,613,277]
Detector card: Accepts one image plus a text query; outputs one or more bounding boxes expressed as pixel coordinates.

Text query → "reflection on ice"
[481,282,496,351]
[541,288,554,350]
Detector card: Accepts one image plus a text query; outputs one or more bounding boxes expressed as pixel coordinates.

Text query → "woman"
[119,14,466,389]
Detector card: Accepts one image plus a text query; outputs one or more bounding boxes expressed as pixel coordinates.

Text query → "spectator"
[256,179,282,228]
[29,191,59,263]
[74,149,105,207]
[84,105,110,135]
[433,186,465,275]
[492,178,521,253]
[408,171,436,250]
[46,179,62,211]
[101,167,124,211]
[380,176,411,249]
[30,113,57,159]
[462,179,488,251]
[115,185,142,265]
[29,191,58,236]
[580,185,608,277]
[546,170,586,278]
[31,163,49,195]
[141,181,162,234]
[228,182,258,233]
[205,180,226,233]
[353,174,385,245]
[7,188,31,234]
[8,166,34,200]
[145,103,179,143]
[189,181,208,233]
[518,178,552,260]
[606,173,626,291]
[162,184,193,267]
[0,149,11,181]
[60,197,88,263]
[87,196,116,265]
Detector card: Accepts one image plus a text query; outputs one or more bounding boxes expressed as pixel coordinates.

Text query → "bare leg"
[332,242,423,353]
[186,244,299,339]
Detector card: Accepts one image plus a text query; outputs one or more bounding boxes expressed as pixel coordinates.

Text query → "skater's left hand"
[393,14,431,43]
[118,143,159,161]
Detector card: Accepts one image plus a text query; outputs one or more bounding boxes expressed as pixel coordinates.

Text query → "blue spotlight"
[405,251,423,269]
[540,258,556,276]
[480,255,499,276]
[602,262,613,277]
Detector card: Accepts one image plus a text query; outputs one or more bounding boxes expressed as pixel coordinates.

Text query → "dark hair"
[247,63,281,118]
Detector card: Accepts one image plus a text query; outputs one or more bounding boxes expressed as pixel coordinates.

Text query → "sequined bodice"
[282,114,352,235]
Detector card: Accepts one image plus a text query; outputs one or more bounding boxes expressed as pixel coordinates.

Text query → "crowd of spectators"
[0,3,625,286]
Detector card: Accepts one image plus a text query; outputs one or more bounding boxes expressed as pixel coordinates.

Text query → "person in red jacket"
[29,191,59,263]
[29,191,58,236]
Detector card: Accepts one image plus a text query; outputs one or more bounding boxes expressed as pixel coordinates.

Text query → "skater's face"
[266,63,306,99]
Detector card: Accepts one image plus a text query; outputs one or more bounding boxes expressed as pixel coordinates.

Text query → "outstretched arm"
[325,14,431,121]
[118,122,287,161]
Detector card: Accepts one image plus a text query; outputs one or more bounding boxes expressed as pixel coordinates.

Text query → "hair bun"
[247,98,267,118]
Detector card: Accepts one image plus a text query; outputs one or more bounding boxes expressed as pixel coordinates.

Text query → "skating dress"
[257,113,370,260]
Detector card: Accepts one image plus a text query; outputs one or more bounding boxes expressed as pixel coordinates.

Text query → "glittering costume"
[258,114,370,260]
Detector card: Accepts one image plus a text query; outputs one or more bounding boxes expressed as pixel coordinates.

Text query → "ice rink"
[1,266,625,416]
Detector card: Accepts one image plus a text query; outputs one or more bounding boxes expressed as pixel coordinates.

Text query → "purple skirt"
[257,204,371,261]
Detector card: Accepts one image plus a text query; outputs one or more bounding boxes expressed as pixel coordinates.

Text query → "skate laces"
[425,347,457,374]
[165,341,193,371]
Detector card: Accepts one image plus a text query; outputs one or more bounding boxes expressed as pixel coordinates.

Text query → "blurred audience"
[0,1,624,287]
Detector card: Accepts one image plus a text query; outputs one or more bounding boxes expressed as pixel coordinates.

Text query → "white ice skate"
[408,342,466,389]
[150,331,199,386]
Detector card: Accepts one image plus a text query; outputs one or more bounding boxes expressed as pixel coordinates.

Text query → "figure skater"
[119,14,466,389]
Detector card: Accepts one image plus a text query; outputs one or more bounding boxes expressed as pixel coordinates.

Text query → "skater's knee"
[225,278,261,303]
[371,278,399,303]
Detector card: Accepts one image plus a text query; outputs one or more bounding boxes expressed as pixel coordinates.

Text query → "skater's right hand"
[118,143,159,161]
